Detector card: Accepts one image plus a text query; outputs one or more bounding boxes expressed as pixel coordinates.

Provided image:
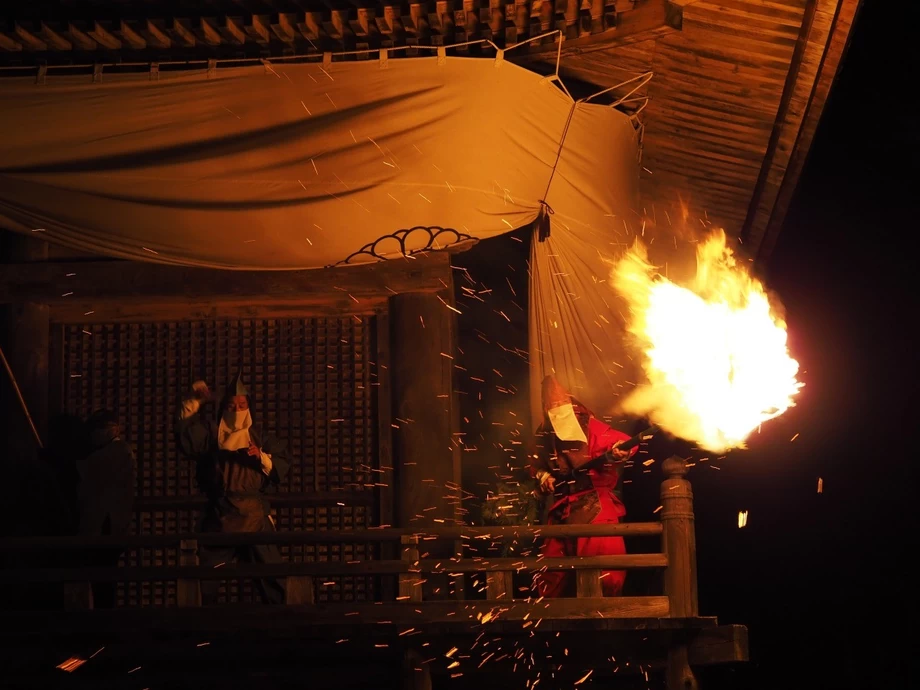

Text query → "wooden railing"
[0,456,698,622]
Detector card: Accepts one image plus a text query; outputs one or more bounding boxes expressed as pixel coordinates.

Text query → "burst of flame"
[611,229,802,452]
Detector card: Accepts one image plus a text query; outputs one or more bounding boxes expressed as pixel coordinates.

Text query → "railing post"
[399,535,422,602]
[661,455,699,690]
[486,571,514,600]
[576,569,603,598]
[177,539,201,608]
[660,456,698,617]
[63,582,93,610]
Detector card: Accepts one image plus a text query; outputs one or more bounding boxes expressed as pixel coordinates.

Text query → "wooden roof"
[0,0,861,264]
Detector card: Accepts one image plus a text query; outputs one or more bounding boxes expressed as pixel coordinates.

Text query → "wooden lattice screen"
[61,317,380,606]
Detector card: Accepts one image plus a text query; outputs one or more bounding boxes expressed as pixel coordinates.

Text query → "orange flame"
[611,230,802,452]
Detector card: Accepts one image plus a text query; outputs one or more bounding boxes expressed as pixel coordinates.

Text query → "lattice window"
[62,317,378,606]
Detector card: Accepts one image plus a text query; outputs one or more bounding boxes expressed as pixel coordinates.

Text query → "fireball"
[611,230,802,452]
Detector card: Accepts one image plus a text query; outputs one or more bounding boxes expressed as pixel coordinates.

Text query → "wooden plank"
[688,624,749,665]
[746,0,860,264]
[0,554,668,584]
[0,598,673,630]
[0,252,453,320]
[0,522,664,551]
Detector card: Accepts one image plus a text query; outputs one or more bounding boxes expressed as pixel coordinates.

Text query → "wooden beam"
[66,22,97,51]
[145,19,171,49]
[89,21,122,50]
[196,17,224,46]
[390,287,458,530]
[272,13,298,42]
[0,600,681,635]
[39,22,73,51]
[1,522,663,551]
[0,555,667,583]
[0,32,23,52]
[0,253,453,323]
[169,18,197,47]
[687,624,749,666]
[664,0,695,31]
[248,15,272,44]
[747,0,862,265]
[517,0,673,57]
[219,16,248,45]
[1,235,49,459]
[117,20,147,50]
[12,23,48,52]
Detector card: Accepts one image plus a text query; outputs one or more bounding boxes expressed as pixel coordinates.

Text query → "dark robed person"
[76,410,137,608]
[176,373,290,605]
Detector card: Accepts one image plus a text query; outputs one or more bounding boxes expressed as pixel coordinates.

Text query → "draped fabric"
[0,53,642,426]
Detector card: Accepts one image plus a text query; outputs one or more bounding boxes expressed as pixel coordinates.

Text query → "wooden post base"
[402,649,432,690]
[666,644,699,690]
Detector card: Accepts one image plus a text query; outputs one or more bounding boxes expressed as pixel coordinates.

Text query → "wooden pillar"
[661,455,699,690]
[177,539,202,607]
[402,648,432,690]
[389,275,460,599]
[1,233,49,459]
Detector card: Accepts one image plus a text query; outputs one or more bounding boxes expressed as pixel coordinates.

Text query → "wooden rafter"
[168,18,197,47]
[13,23,48,52]
[0,0,662,61]
[66,22,97,51]
[144,19,172,49]
[88,21,122,50]
[219,16,247,45]
[117,20,147,50]
[195,17,223,47]
[0,252,453,323]
[745,0,863,265]
[39,22,73,51]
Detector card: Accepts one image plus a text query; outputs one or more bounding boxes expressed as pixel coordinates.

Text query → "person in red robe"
[530,375,637,598]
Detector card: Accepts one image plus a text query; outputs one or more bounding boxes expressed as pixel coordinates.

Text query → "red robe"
[531,415,636,598]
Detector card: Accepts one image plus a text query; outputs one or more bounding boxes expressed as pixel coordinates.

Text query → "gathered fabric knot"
[537,201,554,243]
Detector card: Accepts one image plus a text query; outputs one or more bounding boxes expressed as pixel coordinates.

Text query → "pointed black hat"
[225,370,249,399]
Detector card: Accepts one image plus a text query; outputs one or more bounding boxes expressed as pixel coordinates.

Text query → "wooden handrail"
[0,522,663,551]
[135,490,375,511]
[0,554,668,584]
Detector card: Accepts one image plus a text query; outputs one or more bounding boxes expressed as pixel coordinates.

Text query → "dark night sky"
[689,2,917,688]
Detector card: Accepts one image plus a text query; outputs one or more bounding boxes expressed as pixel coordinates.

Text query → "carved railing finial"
[662,454,688,479]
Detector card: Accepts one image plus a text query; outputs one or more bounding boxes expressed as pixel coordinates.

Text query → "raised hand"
[191,380,211,401]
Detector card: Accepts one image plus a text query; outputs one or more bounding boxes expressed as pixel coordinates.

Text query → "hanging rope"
[0,344,44,449]
[537,101,577,243]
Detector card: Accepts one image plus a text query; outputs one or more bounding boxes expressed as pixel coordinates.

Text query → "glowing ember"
[611,229,802,452]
